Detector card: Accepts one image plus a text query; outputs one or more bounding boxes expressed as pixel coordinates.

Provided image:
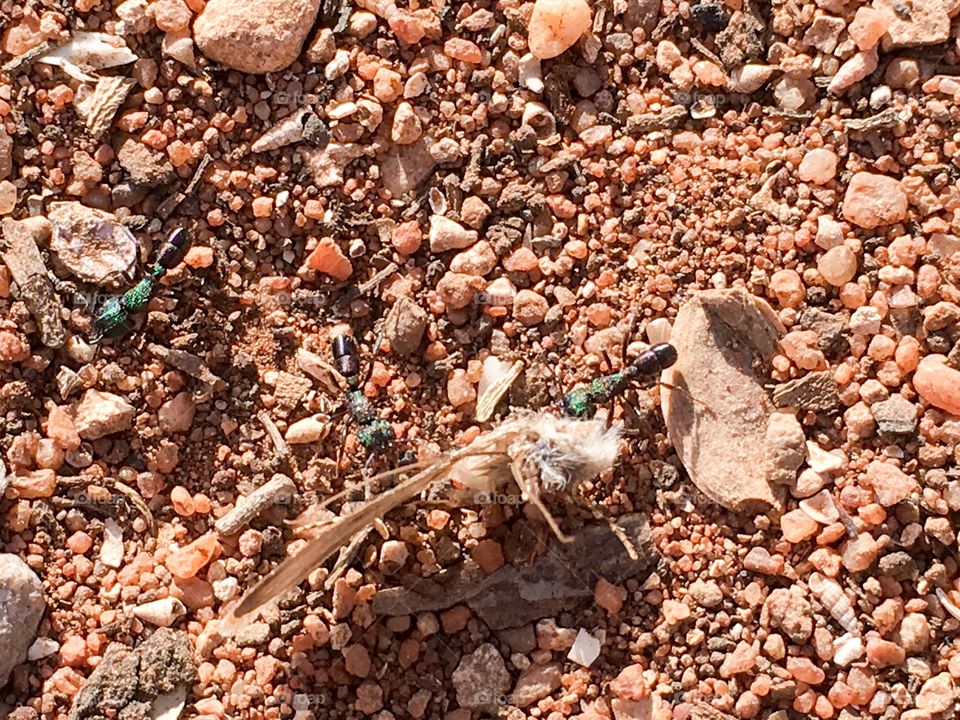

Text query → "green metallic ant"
[560,342,678,419]
[333,333,395,455]
[91,228,192,341]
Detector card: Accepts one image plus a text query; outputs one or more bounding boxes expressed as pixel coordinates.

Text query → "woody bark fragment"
[1,217,66,348]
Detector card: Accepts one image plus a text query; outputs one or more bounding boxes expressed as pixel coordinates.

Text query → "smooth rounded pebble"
[818,246,858,286]
[527,0,592,60]
[914,356,960,416]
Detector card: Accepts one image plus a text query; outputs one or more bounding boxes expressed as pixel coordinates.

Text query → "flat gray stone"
[373,514,654,629]
[872,393,918,437]
[0,554,45,688]
[662,288,796,512]
[68,628,195,720]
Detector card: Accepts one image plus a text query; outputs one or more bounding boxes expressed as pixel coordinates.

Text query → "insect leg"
[334,415,351,479]
[571,493,639,560]
[509,459,573,544]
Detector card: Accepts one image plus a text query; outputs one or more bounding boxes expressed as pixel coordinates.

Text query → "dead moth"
[223,411,620,628]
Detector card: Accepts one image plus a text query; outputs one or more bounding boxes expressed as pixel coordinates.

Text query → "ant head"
[651,343,678,369]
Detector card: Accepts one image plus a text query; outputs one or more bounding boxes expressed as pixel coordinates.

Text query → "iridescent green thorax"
[88,228,196,342]
[347,390,395,453]
[561,372,625,419]
[92,297,131,339]
[358,418,395,454]
[561,387,596,419]
[120,276,158,314]
[347,388,376,425]
[92,274,160,339]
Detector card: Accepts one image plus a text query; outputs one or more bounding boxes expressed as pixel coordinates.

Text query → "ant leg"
[509,460,573,544]
[601,349,616,373]
[334,419,351,479]
[621,311,638,362]
[656,380,715,416]
[571,493,639,560]
[598,349,622,427]
[358,331,385,389]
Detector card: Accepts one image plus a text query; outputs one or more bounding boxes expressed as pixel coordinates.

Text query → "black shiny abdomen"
[625,342,678,379]
[155,228,192,270]
[332,334,361,382]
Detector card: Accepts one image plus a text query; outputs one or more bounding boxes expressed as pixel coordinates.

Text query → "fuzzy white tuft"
[522,414,621,491]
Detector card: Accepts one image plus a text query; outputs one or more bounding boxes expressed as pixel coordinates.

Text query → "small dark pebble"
[260,526,285,558]
[927,333,952,354]
[769,680,798,704]
[280,620,301,640]
[706,636,735,652]
[691,2,730,31]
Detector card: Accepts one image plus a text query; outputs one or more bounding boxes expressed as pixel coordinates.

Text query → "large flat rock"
[662,289,802,513]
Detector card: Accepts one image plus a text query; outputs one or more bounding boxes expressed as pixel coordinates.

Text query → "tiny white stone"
[806,442,844,474]
[645,318,673,345]
[869,85,892,109]
[567,628,602,667]
[101,518,124,569]
[518,53,544,93]
[833,633,864,666]
[133,597,187,627]
[213,576,240,602]
[285,416,330,445]
[849,306,883,335]
[27,637,60,661]
[327,102,358,121]
[799,489,840,524]
[324,49,351,81]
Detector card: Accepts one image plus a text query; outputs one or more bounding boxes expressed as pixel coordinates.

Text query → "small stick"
[358,262,399,295]
[326,455,378,589]
[112,480,155,536]
[833,497,859,539]
[1,41,54,79]
[325,526,371,590]
[215,474,297,536]
[258,411,289,460]
[689,38,724,68]
[157,153,213,218]
[148,344,223,387]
